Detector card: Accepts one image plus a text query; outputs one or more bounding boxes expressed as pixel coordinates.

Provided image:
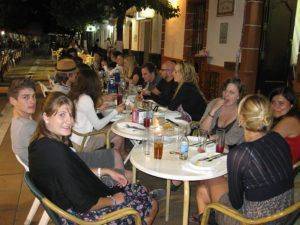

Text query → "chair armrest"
[72,128,111,151]
[43,198,142,225]
[201,202,300,225]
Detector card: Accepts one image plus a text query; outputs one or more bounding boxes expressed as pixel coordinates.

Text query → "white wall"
[291,0,300,65]
[164,0,187,59]
[206,0,245,66]
[151,14,163,54]
[131,19,139,51]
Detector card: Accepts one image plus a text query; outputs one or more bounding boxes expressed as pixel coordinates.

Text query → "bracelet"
[208,112,214,118]
[97,168,102,178]
[108,196,117,206]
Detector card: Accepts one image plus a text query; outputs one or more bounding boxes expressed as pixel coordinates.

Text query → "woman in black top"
[29,92,157,225]
[195,95,293,225]
[168,62,206,121]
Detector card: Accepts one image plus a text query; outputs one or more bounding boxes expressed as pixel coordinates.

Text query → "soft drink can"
[132,108,139,123]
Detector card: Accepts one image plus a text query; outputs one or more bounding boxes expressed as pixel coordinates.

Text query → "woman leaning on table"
[270,87,300,164]
[199,78,244,149]
[194,95,294,225]
[28,92,158,225]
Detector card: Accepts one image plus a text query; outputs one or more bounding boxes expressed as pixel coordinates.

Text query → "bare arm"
[273,117,299,138]
[151,87,161,96]
[200,98,224,131]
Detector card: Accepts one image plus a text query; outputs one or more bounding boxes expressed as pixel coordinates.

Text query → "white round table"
[130,143,227,225]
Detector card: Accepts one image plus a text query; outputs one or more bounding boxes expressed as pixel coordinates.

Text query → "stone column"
[239,0,264,93]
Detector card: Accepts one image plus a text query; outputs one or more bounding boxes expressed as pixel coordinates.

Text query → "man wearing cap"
[52,58,78,94]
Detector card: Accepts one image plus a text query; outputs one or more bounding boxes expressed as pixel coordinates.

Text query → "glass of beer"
[154,135,163,159]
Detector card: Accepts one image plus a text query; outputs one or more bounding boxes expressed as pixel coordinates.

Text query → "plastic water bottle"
[179,135,189,160]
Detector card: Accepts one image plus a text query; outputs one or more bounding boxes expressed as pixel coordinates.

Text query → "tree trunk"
[116,13,126,52]
[116,13,125,41]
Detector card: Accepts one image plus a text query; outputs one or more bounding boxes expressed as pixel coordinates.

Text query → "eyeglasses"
[160,68,170,71]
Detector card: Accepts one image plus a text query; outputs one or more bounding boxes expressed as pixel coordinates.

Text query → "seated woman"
[200,78,244,148]
[195,94,294,225]
[168,61,206,121]
[69,64,127,167]
[270,87,300,164]
[123,54,144,86]
[28,92,158,224]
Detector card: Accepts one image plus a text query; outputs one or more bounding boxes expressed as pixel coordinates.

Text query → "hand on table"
[97,102,110,111]
[141,89,150,96]
[116,103,125,113]
[103,93,117,101]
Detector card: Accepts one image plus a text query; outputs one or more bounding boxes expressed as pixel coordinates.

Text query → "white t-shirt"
[70,94,117,146]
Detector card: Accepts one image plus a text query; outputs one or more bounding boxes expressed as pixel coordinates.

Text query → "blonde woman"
[168,62,206,121]
[123,55,143,86]
[194,95,293,224]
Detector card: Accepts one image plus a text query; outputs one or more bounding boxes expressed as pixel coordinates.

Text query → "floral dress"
[62,184,152,225]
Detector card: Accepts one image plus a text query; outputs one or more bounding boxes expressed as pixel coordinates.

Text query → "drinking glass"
[198,129,208,152]
[154,135,164,159]
[117,93,123,105]
[216,129,225,153]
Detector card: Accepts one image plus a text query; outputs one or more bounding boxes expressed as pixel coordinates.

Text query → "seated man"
[141,62,161,92]
[52,58,79,94]
[8,78,125,185]
[142,61,178,106]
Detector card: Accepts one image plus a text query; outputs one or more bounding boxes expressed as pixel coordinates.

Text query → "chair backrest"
[24,172,142,225]
[37,81,50,98]
[15,154,29,172]
[24,172,62,225]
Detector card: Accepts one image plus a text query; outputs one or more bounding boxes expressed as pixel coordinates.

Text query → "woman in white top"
[69,63,126,171]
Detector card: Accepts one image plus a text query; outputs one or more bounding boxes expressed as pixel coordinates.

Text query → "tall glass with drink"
[216,129,225,153]
[198,129,208,153]
[153,132,163,160]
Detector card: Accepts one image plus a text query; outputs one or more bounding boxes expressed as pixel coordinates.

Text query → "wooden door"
[257,0,297,95]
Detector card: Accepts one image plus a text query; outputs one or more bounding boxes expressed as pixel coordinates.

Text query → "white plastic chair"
[37,81,51,98]
[15,155,50,225]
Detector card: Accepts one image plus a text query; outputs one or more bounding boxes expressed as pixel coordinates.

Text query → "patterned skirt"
[62,184,152,225]
[215,189,293,225]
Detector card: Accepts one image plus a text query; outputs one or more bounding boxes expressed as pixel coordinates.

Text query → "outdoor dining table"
[110,109,182,164]
[130,142,227,225]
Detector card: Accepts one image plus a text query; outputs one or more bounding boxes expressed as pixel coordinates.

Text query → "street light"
[136,8,155,20]
[1,31,5,36]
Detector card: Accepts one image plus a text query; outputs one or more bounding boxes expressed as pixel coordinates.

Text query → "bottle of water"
[179,135,189,160]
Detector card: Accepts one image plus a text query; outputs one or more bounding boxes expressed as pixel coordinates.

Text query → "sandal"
[189,213,202,224]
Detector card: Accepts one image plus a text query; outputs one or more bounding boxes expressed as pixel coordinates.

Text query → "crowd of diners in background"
[7,39,300,224]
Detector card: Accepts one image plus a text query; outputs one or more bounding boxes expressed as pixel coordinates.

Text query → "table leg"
[124,140,140,165]
[165,179,171,222]
[132,165,136,183]
[182,181,190,225]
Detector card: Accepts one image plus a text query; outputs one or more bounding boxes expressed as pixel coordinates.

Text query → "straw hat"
[56,58,78,73]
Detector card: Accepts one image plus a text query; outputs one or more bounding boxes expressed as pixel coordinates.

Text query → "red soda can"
[132,108,139,123]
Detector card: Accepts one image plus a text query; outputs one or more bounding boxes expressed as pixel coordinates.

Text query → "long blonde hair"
[173,61,205,101]
[124,55,137,79]
[238,94,273,132]
[31,92,75,144]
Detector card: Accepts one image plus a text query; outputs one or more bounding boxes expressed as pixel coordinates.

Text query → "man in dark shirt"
[142,61,177,106]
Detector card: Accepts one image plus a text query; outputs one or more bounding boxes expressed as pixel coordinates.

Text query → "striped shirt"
[228,131,293,209]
